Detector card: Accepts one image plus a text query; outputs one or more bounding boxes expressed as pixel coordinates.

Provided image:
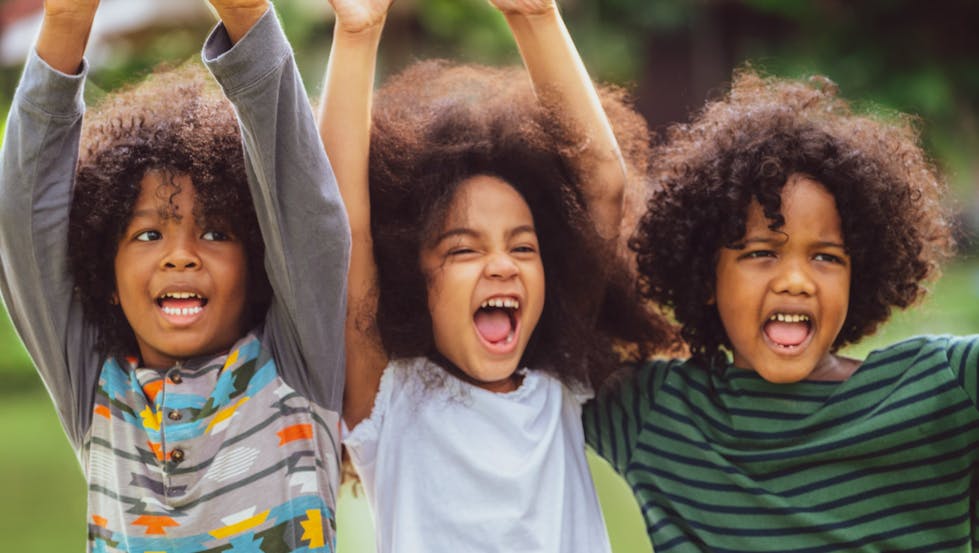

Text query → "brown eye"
[740,249,775,260]
[202,230,231,241]
[814,253,845,264]
[135,230,161,242]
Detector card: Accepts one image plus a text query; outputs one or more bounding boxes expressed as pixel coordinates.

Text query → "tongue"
[474,309,512,343]
[161,298,203,310]
[765,321,809,347]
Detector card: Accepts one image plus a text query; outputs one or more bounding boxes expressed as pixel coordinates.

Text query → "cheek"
[423,268,444,312]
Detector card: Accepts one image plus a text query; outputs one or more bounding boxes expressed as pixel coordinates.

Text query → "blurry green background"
[0,0,977,551]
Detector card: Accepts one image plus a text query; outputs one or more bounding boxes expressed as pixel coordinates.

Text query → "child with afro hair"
[584,68,977,551]
[317,0,674,550]
[0,0,349,550]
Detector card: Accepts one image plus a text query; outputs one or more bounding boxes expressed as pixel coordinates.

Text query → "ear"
[110,292,119,306]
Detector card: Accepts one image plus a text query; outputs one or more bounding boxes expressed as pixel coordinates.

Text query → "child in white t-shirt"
[316,0,675,550]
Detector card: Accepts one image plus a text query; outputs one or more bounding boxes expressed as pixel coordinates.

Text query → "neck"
[428,351,524,393]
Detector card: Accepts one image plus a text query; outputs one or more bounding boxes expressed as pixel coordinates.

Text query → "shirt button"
[168,410,182,421]
[171,448,185,462]
[170,372,183,384]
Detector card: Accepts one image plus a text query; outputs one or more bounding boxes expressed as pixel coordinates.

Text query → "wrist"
[36,14,94,74]
[212,1,270,43]
[334,14,387,41]
[500,4,558,21]
[41,10,96,34]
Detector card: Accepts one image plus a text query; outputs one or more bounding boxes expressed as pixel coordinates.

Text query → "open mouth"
[156,291,208,317]
[763,312,812,350]
[473,297,519,348]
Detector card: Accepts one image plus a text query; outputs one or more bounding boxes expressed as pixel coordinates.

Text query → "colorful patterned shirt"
[85,332,341,552]
[584,335,979,552]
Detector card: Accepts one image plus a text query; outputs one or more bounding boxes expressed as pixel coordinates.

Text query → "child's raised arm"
[202,0,351,411]
[493,0,626,240]
[317,0,392,427]
[36,0,99,73]
[0,0,102,447]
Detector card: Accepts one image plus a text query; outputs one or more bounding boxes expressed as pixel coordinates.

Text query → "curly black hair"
[69,63,270,360]
[631,67,954,364]
[368,60,676,389]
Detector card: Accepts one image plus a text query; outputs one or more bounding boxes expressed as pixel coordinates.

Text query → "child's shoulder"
[600,356,709,397]
[862,334,979,373]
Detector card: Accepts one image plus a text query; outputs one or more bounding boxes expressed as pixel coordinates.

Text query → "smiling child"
[0,1,349,550]
[585,69,978,551]
[317,0,672,550]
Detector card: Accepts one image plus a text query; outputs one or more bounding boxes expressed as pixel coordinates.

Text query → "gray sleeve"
[203,10,351,411]
[0,52,102,450]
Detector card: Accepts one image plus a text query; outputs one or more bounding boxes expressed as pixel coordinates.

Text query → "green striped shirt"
[584,335,979,552]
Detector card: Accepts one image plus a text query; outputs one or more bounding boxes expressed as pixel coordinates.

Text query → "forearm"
[317,15,388,427]
[0,52,98,447]
[205,11,351,409]
[318,20,384,238]
[35,5,98,74]
[505,7,625,239]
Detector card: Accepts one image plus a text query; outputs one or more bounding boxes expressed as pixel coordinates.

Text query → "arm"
[0,2,103,449]
[317,0,392,428]
[203,4,352,410]
[582,363,651,474]
[493,0,625,240]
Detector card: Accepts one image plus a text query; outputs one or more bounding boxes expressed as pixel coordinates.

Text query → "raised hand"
[487,0,555,16]
[329,0,394,34]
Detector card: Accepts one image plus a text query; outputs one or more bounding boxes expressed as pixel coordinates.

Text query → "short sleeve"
[343,362,398,469]
[583,360,664,475]
[948,335,979,411]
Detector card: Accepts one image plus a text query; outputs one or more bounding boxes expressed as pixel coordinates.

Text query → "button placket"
[163,363,187,476]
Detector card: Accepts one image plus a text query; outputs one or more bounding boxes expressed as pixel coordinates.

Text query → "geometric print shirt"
[0,9,349,553]
[86,331,341,552]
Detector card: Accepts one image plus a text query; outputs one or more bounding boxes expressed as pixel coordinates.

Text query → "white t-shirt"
[344,357,612,553]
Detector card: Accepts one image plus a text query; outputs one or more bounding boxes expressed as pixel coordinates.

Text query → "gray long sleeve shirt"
[0,10,349,551]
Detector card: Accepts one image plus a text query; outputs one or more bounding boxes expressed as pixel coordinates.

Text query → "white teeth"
[769,313,810,323]
[162,306,203,316]
[505,332,514,344]
[480,298,519,310]
[160,292,202,300]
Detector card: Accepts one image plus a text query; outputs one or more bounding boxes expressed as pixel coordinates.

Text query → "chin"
[755,364,813,384]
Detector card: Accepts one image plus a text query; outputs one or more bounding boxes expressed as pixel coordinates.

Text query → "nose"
[160,235,200,271]
[484,252,518,279]
[772,258,815,296]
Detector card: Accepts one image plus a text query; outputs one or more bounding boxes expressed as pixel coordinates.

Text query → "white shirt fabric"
[344,357,613,553]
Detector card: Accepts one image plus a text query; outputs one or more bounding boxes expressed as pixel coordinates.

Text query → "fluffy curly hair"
[69,64,270,359]
[631,67,954,364]
[369,60,676,388]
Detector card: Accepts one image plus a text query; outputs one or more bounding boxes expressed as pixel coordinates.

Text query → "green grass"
[0,258,976,551]
[843,255,979,357]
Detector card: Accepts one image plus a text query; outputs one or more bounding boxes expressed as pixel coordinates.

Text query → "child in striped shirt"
[0,0,349,550]
[585,68,978,552]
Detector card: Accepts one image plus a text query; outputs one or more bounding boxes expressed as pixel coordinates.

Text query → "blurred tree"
[1,0,976,238]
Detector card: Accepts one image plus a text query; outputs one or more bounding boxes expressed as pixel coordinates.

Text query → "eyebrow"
[433,224,537,245]
[128,209,159,220]
[738,236,846,249]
